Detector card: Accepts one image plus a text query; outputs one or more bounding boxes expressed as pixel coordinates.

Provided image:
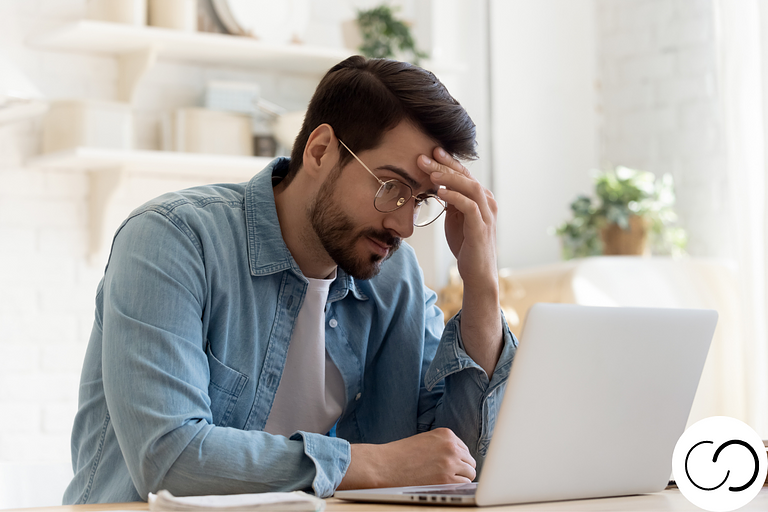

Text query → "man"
[64,56,516,504]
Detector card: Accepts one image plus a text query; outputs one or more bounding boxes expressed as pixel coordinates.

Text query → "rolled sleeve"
[290,432,351,497]
[424,310,517,462]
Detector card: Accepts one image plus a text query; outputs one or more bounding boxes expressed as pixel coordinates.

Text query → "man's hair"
[286,56,477,184]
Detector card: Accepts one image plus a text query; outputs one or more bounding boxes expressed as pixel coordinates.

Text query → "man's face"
[308,122,439,280]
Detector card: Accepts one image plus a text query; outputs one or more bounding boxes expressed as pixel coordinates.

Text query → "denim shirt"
[63,158,517,504]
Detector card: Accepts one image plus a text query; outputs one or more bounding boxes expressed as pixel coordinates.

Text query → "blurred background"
[1,0,767,507]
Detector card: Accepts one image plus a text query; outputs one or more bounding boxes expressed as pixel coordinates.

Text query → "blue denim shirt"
[63,158,517,504]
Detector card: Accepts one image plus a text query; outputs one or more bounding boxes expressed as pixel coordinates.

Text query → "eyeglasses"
[338,139,447,227]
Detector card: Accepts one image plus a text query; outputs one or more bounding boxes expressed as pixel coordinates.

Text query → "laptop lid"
[475,303,716,506]
[334,304,717,507]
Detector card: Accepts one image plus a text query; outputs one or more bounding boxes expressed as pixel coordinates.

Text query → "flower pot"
[600,215,649,255]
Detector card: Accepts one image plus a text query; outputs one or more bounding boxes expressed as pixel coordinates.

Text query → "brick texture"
[596,0,726,257]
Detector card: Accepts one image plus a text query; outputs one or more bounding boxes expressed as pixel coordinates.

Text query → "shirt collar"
[244,158,368,301]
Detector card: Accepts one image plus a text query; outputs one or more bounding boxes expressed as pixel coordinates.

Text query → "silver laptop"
[334,303,717,507]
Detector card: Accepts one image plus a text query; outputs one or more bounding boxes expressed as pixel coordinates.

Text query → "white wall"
[596,0,726,259]
[490,0,599,270]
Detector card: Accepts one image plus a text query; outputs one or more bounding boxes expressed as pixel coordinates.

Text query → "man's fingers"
[418,150,470,180]
[422,153,494,225]
[437,188,486,231]
[432,147,471,177]
[457,461,477,481]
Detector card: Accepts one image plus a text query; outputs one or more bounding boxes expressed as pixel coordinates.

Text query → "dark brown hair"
[286,56,477,184]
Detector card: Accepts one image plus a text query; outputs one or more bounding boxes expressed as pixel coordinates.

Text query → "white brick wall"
[597,0,727,258]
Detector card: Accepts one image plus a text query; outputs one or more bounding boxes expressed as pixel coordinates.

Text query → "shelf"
[28,147,275,261]
[25,21,347,262]
[28,20,353,74]
[29,147,273,180]
[27,20,353,102]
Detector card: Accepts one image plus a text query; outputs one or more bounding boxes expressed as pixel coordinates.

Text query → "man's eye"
[383,182,399,193]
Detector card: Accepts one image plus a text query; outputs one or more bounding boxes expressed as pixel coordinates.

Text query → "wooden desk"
[6,488,768,512]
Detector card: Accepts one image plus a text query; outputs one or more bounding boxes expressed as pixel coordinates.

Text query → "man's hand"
[419,149,497,288]
[337,428,476,490]
[418,148,503,378]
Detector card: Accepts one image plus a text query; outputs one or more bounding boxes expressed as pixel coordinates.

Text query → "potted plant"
[554,166,687,260]
[343,5,428,65]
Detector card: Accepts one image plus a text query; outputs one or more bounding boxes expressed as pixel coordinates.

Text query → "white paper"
[148,489,325,512]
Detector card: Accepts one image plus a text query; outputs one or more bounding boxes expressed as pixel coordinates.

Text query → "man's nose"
[383,202,415,239]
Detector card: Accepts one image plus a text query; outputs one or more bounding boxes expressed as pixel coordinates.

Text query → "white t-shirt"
[264,271,346,437]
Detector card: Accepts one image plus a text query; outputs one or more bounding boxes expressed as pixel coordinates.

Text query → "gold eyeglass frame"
[337,139,447,227]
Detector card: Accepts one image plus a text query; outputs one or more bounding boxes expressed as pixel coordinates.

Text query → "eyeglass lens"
[374,181,446,227]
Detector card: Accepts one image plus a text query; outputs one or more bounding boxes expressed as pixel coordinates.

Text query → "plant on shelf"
[554,166,688,260]
[355,5,428,65]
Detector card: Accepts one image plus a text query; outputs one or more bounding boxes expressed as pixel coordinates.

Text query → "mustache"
[361,228,401,250]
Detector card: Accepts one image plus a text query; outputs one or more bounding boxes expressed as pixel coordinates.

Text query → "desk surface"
[6,488,768,512]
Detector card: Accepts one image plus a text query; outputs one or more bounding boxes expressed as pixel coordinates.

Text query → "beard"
[308,171,402,280]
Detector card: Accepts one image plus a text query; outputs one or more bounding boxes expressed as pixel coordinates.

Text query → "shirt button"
[329,319,338,328]
[355,393,362,400]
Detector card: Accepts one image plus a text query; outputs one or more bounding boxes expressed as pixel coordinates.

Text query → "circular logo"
[673,416,767,512]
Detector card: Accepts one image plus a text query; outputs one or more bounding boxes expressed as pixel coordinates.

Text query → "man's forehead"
[359,122,439,189]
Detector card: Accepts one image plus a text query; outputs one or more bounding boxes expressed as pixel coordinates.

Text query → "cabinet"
[25,20,353,261]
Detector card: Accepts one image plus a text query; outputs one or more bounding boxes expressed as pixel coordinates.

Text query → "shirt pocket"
[206,342,248,427]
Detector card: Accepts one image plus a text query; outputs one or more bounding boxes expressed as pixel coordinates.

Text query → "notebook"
[334,303,717,507]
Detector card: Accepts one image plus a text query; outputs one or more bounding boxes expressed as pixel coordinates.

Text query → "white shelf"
[25,21,345,259]
[28,20,353,74]
[29,147,273,180]
[27,20,353,102]
[29,147,275,262]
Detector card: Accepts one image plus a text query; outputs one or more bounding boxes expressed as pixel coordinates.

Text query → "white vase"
[148,0,197,32]
[87,0,147,26]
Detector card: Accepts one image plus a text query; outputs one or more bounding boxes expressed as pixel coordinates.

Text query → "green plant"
[554,166,688,259]
[356,5,428,65]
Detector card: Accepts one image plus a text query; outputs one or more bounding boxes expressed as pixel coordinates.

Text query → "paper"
[148,489,325,512]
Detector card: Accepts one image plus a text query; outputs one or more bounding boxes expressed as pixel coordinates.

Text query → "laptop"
[334,303,717,507]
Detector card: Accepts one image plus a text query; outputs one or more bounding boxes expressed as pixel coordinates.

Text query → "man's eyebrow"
[376,165,438,194]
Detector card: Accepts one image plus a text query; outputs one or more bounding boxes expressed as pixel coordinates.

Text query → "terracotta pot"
[600,215,649,255]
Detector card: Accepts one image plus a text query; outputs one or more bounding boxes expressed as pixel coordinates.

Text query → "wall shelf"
[27,20,353,101]
[28,148,274,261]
[28,20,352,73]
[24,20,349,262]
[29,147,273,180]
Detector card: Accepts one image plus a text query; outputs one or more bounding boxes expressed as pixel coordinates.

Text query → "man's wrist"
[338,444,382,490]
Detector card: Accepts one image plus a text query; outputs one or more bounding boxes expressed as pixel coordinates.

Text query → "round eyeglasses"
[338,139,447,227]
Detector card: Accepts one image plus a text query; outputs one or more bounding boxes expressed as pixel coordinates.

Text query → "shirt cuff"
[424,309,517,393]
[290,431,351,498]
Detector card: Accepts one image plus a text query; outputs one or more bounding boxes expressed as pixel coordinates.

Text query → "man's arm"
[421,148,503,377]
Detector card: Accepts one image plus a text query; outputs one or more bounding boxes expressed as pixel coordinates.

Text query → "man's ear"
[302,124,338,181]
